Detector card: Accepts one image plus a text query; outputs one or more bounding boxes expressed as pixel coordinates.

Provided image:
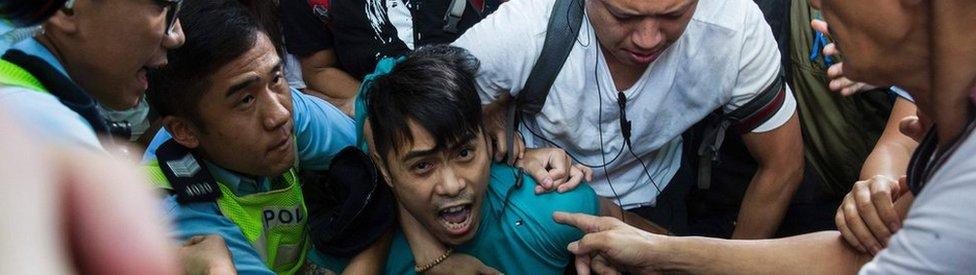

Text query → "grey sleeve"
[859,136,976,274]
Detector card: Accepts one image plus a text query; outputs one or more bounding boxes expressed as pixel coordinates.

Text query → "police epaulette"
[156,139,221,204]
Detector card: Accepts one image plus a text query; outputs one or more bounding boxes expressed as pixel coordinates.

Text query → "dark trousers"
[625,157,696,236]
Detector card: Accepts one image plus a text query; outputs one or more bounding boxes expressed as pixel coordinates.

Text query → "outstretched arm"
[339,230,392,275]
[554,212,872,275]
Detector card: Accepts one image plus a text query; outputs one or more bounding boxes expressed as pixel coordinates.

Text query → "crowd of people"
[0,0,973,274]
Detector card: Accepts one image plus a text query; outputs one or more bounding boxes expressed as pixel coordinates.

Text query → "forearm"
[732,165,802,239]
[341,230,392,275]
[298,49,362,116]
[859,144,914,180]
[859,99,919,180]
[662,231,871,275]
[734,114,803,239]
[302,67,361,116]
[398,207,450,263]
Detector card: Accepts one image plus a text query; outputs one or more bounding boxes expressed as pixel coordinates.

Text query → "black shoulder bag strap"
[443,0,468,33]
[2,49,111,135]
[696,69,787,189]
[504,0,584,162]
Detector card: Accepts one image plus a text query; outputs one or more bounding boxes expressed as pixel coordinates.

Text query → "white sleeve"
[751,85,796,133]
[724,2,795,133]
[451,0,553,105]
[859,137,976,274]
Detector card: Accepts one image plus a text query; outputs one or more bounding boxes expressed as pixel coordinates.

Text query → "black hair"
[0,0,65,27]
[367,45,485,165]
[146,0,269,128]
[236,0,285,57]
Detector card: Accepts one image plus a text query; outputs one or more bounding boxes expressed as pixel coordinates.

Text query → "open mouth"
[438,204,473,236]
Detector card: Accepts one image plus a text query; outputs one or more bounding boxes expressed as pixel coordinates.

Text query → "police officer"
[0,0,184,150]
[0,3,234,275]
[140,0,394,273]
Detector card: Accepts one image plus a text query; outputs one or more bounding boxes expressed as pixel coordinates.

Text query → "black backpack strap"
[504,0,584,161]
[442,0,467,33]
[515,0,584,115]
[156,139,221,204]
[696,70,787,189]
[2,49,111,135]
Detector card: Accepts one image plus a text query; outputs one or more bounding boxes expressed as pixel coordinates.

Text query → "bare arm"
[663,231,872,274]
[733,114,804,239]
[859,98,919,180]
[398,206,449,266]
[340,230,392,275]
[554,213,873,275]
[835,99,921,253]
[298,49,361,116]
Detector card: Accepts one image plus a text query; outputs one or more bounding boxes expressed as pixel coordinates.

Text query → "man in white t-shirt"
[453,0,803,237]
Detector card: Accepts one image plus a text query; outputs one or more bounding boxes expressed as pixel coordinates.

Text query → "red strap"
[730,87,786,134]
[470,0,485,14]
[308,0,329,9]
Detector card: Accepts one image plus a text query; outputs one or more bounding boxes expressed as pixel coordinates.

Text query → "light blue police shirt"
[0,37,102,150]
[143,88,355,274]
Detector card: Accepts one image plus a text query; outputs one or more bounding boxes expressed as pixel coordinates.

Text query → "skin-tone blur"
[0,112,179,275]
[41,0,185,110]
[165,33,296,177]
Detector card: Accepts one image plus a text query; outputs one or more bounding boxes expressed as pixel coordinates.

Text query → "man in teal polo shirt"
[315,45,664,274]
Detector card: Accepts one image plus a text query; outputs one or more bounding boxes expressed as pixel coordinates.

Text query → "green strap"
[143,160,175,190]
[0,58,47,93]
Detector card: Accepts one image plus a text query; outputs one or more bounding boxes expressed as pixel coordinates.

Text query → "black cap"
[303,146,396,257]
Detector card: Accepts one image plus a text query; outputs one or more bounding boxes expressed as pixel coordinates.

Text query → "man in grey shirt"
[551,0,976,273]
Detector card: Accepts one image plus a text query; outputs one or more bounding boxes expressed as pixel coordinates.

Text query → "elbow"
[787,155,805,188]
[781,139,806,190]
[784,156,805,195]
[300,63,334,79]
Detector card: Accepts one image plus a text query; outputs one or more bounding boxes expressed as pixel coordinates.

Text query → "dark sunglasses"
[153,0,182,35]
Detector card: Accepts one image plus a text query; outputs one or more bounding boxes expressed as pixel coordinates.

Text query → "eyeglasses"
[153,0,182,35]
[63,0,182,35]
